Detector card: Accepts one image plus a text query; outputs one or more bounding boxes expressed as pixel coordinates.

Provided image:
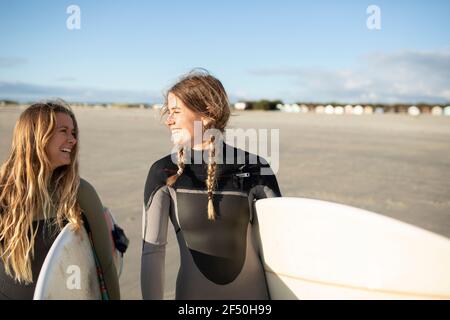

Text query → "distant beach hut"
[281,104,292,112]
[431,106,443,116]
[364,106,374,114]
[344,105,353,114]
[152,104,163,110]
[315,105,325,114]
[299,104,309,113]
[334,106,344,115]
[397,105,409,114]
[444,106,450,116]
[374,107,384,114]
[408,106,420,116]
[353,105,364,115]
[421,106,431,114]
[291,104,301,113]
[234,102,247,110]
[324,105,334,114]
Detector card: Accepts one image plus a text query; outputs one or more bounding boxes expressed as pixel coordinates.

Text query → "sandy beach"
[1,106,449,299]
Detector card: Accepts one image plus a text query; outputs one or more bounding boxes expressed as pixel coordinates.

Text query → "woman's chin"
[52,160,71,170]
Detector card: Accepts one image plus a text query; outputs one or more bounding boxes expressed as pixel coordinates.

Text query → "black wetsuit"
[141,142,281,299]
[0,220,58,299]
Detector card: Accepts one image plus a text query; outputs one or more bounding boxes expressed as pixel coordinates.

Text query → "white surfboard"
[254,197,450,300]
[33,208,123,300]
[33,223,102,300]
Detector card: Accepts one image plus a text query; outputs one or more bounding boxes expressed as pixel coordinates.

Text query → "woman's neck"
[191,139,211,150]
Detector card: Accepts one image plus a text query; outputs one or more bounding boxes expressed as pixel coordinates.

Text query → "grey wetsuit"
[141,143,281,299]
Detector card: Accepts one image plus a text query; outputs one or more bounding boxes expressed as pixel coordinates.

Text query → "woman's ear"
[201,117,211,129]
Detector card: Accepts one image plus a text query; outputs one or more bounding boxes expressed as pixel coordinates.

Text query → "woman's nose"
[165,114,175,126]
[68,134,77,145]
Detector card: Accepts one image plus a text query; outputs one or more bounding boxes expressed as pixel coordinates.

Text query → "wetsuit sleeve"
[253,162,282,199]
[141,163,170,300]
[250,162,281,300]
[77,178,120,300]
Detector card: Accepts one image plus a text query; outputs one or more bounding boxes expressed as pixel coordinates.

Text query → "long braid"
[206,136,217,220]
[167,147,185,187]
[164,69,231,220]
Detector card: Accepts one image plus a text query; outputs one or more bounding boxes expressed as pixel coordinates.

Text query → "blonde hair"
[164,70,230,220]
[0,101,82,283]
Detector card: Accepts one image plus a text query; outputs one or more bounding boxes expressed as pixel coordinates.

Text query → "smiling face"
[45,112,77,171]
[165,92,207,147]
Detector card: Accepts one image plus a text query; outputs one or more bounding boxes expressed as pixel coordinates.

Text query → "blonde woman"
[141,70,281,299]
[0,101,120,299]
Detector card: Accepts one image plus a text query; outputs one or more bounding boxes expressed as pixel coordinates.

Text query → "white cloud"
[249,48,450,103]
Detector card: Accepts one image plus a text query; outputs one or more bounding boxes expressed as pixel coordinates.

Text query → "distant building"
[299,104,309,113]
[353,105,364,115]
[234,102,247,110]
[152,104,163,110]
[334,106,344,115]
[396,105,409,114]
[278,104,300,113]
[364,106,373,114]
[291,104,301,113]
[344,105,353,114]
[408,106,420,116]
[374,107,384,114]
[431,106,442,116]
[421,105,431,114]
[324,105,334,114]
[315,105,325,114]
[444,106,450,116]
[278,104,288,112]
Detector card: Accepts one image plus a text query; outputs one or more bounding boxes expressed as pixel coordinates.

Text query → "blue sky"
[0,0,449,103]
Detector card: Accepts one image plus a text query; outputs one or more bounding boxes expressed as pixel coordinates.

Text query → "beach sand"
[1,106,449,299]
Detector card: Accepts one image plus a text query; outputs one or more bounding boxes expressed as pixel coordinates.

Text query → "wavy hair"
[0,101,82,283]
[164,69,231,220]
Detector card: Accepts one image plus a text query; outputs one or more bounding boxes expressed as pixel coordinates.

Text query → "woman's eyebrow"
[56,125,74,130]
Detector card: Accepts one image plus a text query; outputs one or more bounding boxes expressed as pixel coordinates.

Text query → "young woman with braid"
[141,70,281,299]
[0,101,120,299]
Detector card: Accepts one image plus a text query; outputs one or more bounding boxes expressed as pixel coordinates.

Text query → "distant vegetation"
[243,100,283,111]
[0,100,19,105]
[1,99,449,115]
